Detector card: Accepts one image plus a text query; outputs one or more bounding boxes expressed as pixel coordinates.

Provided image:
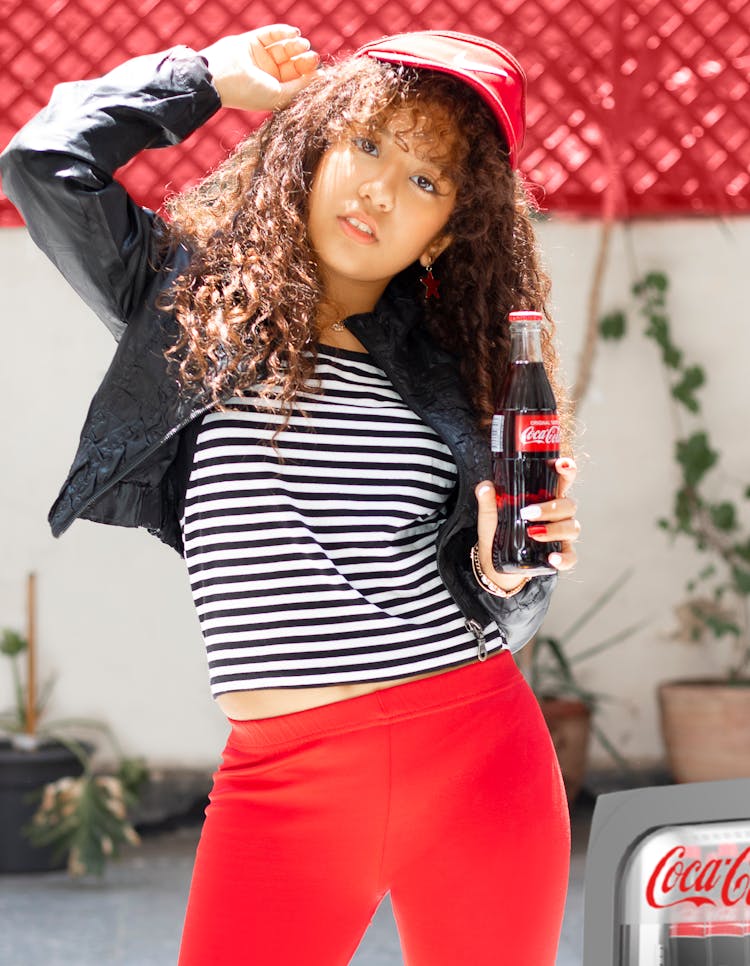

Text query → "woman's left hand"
[474,457,580,583]
[200,25,320,112]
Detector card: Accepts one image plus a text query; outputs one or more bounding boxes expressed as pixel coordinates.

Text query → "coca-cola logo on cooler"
[646,845,750,908]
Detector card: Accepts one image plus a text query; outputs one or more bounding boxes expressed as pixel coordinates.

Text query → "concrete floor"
[0,797,591,966]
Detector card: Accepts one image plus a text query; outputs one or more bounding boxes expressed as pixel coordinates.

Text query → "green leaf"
[0,630,27,657]
[117,758,150,798]
[36,673,58,719]
[676,433,719,488]
[734,539,750,563]
[672,366,705,411]
[558,569,635,646]
[539,678,597,706]
[568,618,646,665]
[11,658,27,730]
[645,314,668,344]
[710,502,737,532]
[732,567,750,596]
[600,311,627,340]
[679,365,705,393]
[674,487,695,532]
[541,636,574,679]
[745,485,750,500]
[691,602,741,638]
[643,314,683,369]
[663,345,683,370]
[23,772,141,879]
[645,271,668,292]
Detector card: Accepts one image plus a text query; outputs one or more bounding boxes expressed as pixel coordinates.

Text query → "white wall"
[1,217,748,769]
[538,216,750,769]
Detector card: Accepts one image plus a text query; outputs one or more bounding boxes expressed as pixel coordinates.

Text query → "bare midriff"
[215,656,487,720]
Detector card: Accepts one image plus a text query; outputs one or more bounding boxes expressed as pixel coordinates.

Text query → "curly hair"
[162,55,574,457]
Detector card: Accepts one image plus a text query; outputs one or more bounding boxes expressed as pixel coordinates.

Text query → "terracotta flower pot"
[658,679,750,783]
[539,698,592,805]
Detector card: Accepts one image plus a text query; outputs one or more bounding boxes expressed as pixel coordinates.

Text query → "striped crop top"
[177,344,506,697]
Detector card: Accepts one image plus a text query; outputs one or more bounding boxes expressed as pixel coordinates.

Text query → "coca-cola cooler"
[583,777,750,965]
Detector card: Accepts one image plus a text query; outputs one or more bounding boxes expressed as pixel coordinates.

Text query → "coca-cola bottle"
[707,921,747,966]
[669,923,710,966]
[491,310,561,575]
[668,916,748,964]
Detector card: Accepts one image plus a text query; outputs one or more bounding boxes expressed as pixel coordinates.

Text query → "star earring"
[419,258,441,300]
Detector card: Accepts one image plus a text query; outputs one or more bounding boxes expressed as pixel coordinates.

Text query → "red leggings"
[177,649,571,965]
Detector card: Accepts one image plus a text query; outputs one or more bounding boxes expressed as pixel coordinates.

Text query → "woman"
[1,24,580,965]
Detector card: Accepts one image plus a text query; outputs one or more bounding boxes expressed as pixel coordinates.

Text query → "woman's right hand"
[199,24,320,112]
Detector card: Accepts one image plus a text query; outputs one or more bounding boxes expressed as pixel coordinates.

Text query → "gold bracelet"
[470,543,532,598]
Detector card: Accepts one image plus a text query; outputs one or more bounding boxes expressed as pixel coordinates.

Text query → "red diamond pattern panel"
[1,0,748,226]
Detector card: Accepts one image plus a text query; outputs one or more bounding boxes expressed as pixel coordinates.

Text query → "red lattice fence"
[1,0,749,226]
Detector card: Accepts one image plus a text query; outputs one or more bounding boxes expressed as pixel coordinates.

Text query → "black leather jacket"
[0,46,556,658]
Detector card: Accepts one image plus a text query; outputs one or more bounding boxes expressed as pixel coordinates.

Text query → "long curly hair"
[162,55,574,456]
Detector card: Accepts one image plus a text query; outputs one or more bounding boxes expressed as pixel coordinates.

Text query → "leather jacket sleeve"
[480,572,557,653]
[0,47,221,340]
[447,523,556,652]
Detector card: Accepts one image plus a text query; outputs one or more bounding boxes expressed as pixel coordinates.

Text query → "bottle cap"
[508,310,543,323]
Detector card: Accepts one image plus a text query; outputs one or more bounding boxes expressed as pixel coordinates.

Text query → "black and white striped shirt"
[179,344,505,696]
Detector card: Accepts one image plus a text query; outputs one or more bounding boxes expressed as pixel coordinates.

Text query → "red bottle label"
[515,414,560,452]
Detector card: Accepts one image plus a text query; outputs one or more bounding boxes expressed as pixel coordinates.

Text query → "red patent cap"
[353,31,527,169]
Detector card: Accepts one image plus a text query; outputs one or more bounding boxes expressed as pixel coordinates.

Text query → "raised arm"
[0,47,220,339]
[0,25,318,340]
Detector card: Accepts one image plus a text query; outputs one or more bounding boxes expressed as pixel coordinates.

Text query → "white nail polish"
[520,504,542,520]
[549,553,562,567]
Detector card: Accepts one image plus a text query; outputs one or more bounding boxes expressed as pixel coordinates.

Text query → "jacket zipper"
[465,619,488,660]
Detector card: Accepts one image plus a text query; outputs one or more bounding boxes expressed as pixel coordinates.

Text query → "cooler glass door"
[617,819,750,965]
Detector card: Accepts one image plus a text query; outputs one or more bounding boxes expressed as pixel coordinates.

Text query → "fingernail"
[527,525,547,536]
[477,484,492,497]
[520,504,542,520]
[558,458,575,470]
[549,553,563,567]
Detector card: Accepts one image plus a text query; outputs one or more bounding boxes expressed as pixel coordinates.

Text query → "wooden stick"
[26,572,37,736]
[571,216,614,411]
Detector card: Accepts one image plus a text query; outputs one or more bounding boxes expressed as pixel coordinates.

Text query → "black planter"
[0,738,92,874]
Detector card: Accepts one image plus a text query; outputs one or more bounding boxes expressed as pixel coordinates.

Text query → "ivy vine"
[601,271,750,678]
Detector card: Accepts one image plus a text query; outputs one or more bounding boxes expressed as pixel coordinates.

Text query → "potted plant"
[0,573,148,876]
[521,569,643,804]
[601,272,750,782]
